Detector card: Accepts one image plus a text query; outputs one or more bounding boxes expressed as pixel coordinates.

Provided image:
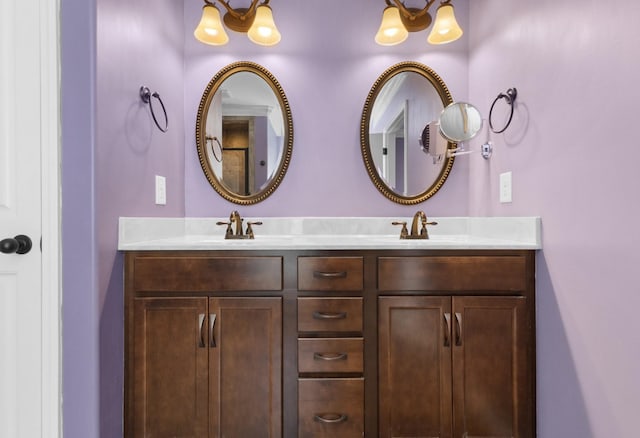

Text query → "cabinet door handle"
[198,313,206,348]
[454,312,463,346]
[313,352,348,361]
[443,313,451,347]
[313,271,347,279]
[312,311,347,320]
[313,413,348,424]
[209,313,217,348]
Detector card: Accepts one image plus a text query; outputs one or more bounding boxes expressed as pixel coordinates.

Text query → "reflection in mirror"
[439,102,483,142]
[361,62,454,204]
[196,62,293,204]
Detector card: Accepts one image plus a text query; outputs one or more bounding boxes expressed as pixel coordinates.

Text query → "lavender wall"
[183,0,470,217]
[62,0,186,436]
[61,0,98,436]
[95,0,186,435]
[467,1,640,436]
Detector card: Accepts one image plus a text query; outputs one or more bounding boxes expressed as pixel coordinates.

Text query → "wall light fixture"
[375,0,462,46]
[194,0,281,46]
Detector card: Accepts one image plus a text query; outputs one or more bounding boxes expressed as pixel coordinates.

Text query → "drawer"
[298,257,363,291]
[378,256,528,292]
[298,338,363,374]
[298,298,363,333]
[133,256,282,292]
[298,378,364,438]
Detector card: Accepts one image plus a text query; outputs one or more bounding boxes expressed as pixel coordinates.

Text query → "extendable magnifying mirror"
[438,102,483,158]
[439,102,483,143]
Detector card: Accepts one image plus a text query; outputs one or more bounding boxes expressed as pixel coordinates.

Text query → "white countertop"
[118,216,541,251]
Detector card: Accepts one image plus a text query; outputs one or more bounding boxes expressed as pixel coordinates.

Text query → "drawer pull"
[313,311,347,320]
[313,352,348,361]
[198,313,206,348]
[454,312,462,346]
[313,271,347,279]
[443,312,451,347]
[313,413,348,424]
[210,313,217,348]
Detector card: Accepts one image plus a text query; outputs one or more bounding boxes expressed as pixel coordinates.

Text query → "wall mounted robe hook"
[140,86,168,132]
[489,87,517,134]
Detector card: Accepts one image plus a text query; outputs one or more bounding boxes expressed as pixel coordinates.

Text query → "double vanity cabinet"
[123,240,536,437]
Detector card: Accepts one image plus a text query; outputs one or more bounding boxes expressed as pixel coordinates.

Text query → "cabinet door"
[452,296,532,438]
[132,297,209,437]
[209,297,282,438]
[379,296,453,438]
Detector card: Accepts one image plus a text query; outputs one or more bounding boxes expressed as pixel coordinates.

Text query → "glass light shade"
[247,5,281,46]
[427,3,463,44]
[194,4,229,45]
[375,6,409,46]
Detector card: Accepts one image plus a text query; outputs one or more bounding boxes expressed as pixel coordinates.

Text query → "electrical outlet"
[500,171,512,203]
[155,175,166,205]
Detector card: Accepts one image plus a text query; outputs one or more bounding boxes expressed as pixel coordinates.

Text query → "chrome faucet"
[392,211,437,240]
[216,210,262,239]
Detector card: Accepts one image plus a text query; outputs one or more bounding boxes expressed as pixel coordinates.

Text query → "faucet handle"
[245,221,263,239]
[420,219,438,238]
[392,221,409,239]
[216,221,233,236]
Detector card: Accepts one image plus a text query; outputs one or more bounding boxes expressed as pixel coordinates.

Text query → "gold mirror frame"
[196,61,294,205]
[360,61,455,205]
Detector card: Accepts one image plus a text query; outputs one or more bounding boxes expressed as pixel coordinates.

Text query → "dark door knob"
[0,235,32,254]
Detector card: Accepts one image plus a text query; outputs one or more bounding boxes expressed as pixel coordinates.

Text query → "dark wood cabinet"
[209,297,282,437]
[378,296,452,438]
[131,298,209,437]
[376,255,535,438]
[451,296,531,438]
[297,256,365,438]
[124,249,535,438]
[379,296,532,438]
[125,254,283,438]
[298,378,364,438]
[129,296,281,438]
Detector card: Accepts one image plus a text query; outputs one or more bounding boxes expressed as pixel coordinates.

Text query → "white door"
[0,1,61,437]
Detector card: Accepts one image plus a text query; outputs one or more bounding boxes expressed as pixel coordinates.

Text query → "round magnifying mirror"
[438,102,483,142]
[196,62,293,204]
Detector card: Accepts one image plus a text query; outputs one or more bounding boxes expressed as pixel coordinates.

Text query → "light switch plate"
[155,175,166,205]
[500,171,512,203]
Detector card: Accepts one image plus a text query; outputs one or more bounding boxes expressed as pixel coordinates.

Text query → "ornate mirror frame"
[360,61,455,205]
[196,61,294,205]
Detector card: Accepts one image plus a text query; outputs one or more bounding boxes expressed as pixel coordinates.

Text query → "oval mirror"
[196,61,293,204]
[439,102,483,142]
[361,62,454,205]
